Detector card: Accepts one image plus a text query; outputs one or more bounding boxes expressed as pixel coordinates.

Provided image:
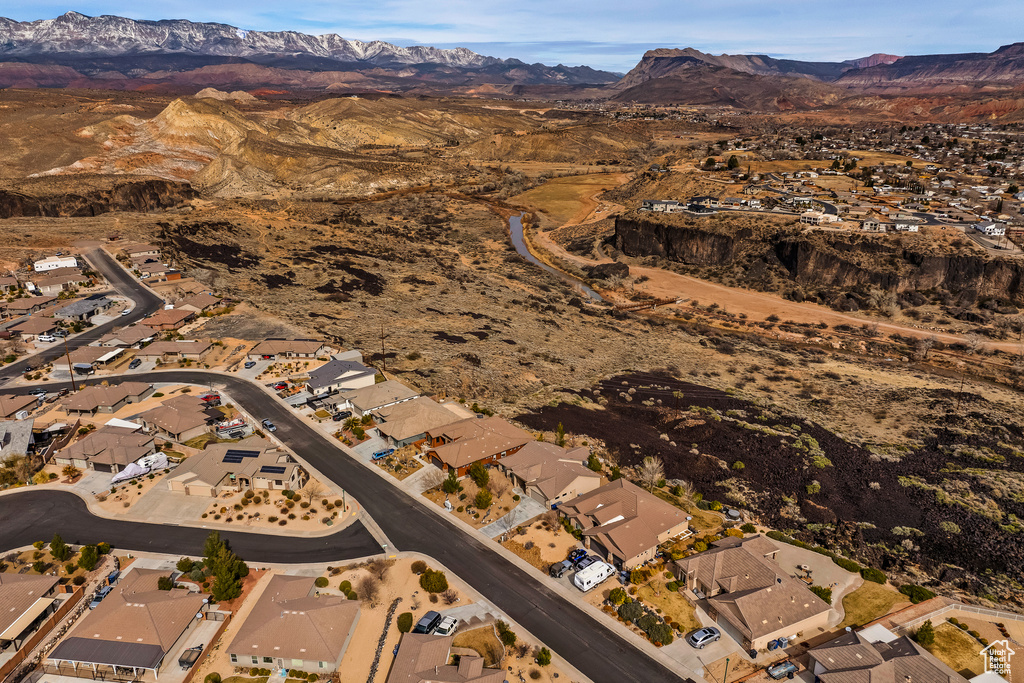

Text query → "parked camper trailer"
[573,561,614,592]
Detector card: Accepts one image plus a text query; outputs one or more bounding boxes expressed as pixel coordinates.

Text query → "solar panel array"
[222,449,261,464]
[259,465,287,475]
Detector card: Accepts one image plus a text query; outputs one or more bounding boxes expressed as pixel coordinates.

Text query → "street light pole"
[63,336,77,393]
[723,657,730,683]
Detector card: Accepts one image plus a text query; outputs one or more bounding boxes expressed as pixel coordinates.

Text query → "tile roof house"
[33,273,90,296]
[138,395,219,443]
[339,380,418,416]
[0,573,60,650]
[134,340,212,362]
[385,633,504,683]
[227,574,359,672]
[97,324,157,348]
[247,339,331,359]
[166,437,307,497]
[54,296,113,322]
[305,358,377,397]
[559,479,691,570]
[0,394,39,419]
[1,296,57,317]
[0,419,35,466]
[48,569,208,678]
[673,535,832,650]
[0,276,19,293]
[144,308,196,331]
[423,416,532,477]
[808,627,967,682]
[61,382,154,415]
[9,316,58,339]
[53,425,155,474]
[498,442,601,507]
[122,244,160,258]
[373,397,464,449]
[175,293,222,313]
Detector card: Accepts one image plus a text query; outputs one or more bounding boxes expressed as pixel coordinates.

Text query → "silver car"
[687,626,721,649]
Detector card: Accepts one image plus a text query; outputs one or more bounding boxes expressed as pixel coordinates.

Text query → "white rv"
[573,561,614,592]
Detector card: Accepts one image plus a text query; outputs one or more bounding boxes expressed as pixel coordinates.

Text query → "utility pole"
[379,324,388,374]
[63,335,77,392]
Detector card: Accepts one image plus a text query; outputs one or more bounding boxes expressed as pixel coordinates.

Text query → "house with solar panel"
[165,437,307,497]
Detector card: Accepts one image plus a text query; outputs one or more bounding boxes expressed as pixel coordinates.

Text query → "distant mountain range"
[0,12,620,89]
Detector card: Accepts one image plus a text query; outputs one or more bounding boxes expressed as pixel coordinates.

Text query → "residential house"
[673,535,832,650]
[0,419,34,465]
[137,263,172,280]
[32,273,90,296]
[894,222,919,232]
[144,308,195,331]
[52,425,155,474]
[423,416,532,477]
[0,276,19,293]
[0,573,61,653]
[47,569,208,679]
[559,479,691,570]
[691,196,720,208]
[122,244,160,259]
[166,437,307,496]
[306,358,377,397]
[226,575,358,672]
[0,394,39,419]
[720,197,744,207]
[54,296,113,322]
[385,633,503,683]
[134,340,212,363]
[800,211,837,225]
[9,317,58,341]
[861,219,888,233]
[338,380,418,417]
[174,293,222,314]
[67,346,120,368]
[975,221,1007,236]
[33,256,78,272]
[373,397,464,449]
[138,394,221,443]
[640,199,682,213]
[61,382,154,415]
[248,339,331,360]
[2,296,57,318]
[498,442,602,508]
[96,324,156,348]
[808,626,967,682]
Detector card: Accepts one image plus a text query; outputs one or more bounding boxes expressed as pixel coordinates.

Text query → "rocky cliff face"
[836,43,1024,90]
[0,177,196,218]
[614,213,1024,304]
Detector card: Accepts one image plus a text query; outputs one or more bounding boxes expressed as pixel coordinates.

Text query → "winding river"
[507,213,604,302]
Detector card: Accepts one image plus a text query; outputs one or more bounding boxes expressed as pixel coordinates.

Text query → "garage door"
[93,463,112,473]
[715,615,749,650]
[528,487,546,505]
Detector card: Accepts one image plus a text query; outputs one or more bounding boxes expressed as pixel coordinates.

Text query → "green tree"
[809,585,833,604]
[397,612,413,633]
[555,422,566,447]
[78,545,99,572]
[32,560,46,573]
[496,620,517,648]
[586,453,602,472]
[419,569,449,593]
[176,557,195,573]
[203,532,248,602]
[608,587,627,605]
[50,534,70,562]
[203,531,223,561]
[474,488,492,509]
[536,647,552,666]
[442,470,461,494]
[914,619,935,646]
[703,157,716,168]
[468,462,489,488]
[609,466,621,481]
[727,155,739,170]
[157,575,175,591]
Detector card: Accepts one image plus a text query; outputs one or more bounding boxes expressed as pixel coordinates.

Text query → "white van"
[573,561,614,592]
[37,335,56,343]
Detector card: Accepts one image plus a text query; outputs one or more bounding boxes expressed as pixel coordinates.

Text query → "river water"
[507,213,604,302]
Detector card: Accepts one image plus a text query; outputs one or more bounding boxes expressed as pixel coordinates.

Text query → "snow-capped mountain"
[0,12,498,68]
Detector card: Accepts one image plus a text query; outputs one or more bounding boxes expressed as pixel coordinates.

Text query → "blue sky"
[4,1,1022,72]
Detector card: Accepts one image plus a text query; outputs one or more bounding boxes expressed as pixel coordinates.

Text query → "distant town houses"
[134,340,212,363]
[975,221,1007,236]
[338,379,418,417]
[0,419,34,465]
[54,295,113,322]
[96,324,156,348]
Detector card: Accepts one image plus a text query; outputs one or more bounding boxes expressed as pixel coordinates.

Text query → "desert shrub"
[648,622,674,645]
[861,567,887,584]
[314,576,328,588]
[496,620,517,647]
[740,523,756,533]
[536,647,552,666]
[899,584,936,604]
[618,601,643,623]
[609,587,627,605]
[732,461,745,470]
[346,591,357,600]
[630,568,648,585]
[693,541,708,553]
[176,557,195,572]
[665,581,679,592]
[474,488,492,509]
[809,585,833,604]
[73,575,86,585]
[914,620,935,646]
[397,612,413,633]
[420,569,449,593]
[339,580,352,592]
[205,674,221,683]
[723,528,744,538]
[833,556,861,573]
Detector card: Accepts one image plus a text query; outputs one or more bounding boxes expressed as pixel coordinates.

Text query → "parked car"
[261,419,277,433]
[333,410,352,421]
[686,627,721,649]
[128,358,142,369]
[53,329,67,337]
[37,335,56,343]
[29,387,47,396]
[574,555,598,571]
[199,393,221,403]
[568,548,587,564]
[89,585,112,609]
[434,616,458,636]
[261,354,275,360]
[549,560,573,578]
[372,448,395,461]
[228,430,245,439]
[766,660,798,679]
[272,382,288,390]
[244,361,256,369]
[121,309,132,316]
[412,610,442,634]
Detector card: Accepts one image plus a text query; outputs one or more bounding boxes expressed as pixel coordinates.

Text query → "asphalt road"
[2,371,684,682]
[0,489,380,561]
[0,248,164,384]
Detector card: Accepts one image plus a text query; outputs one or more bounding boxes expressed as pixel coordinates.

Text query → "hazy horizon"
[2,2,1021,72]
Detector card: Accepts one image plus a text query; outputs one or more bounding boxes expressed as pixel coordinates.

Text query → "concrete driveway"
[479,492,547,538]
[661,629,739,680]
[124,487,213,525]
[236,359,272,380]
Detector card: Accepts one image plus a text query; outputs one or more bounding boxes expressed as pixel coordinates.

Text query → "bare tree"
[421,467,446,491]
[638,456,665,492]
[497,506,521,539]
[365,557,391,581]
[358,575,381,606]
[914,335,937,361]
[673,479,696,503]
[303,479,325,502]
[965,333,983,356]
[490,470,511,498]
[441,588,459,605]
